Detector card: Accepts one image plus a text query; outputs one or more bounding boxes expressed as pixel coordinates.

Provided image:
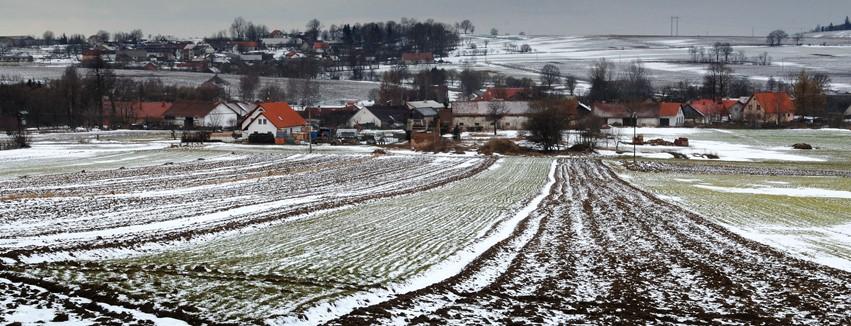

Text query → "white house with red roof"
[242,102,307,142]
[658,102,684,127]
[742,92,795,125]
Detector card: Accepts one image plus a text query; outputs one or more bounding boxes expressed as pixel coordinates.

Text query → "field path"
[332,159,851,325]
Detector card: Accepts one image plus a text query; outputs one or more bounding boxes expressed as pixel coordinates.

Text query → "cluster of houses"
[99,84,851,145]
[1,30,435,73]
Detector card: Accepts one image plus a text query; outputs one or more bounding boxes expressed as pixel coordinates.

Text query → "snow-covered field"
[598,127,851,162]
[442,34,851,92]
[2,131,850,324]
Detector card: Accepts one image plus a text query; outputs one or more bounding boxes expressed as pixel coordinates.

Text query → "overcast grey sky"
[0,0,848,38]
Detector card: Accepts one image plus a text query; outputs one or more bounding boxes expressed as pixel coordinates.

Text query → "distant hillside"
[806,30,851,38]
[812,16,851,34]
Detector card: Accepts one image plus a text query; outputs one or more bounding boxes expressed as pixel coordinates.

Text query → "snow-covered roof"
[407,100,444,109]
[452,101,531,116]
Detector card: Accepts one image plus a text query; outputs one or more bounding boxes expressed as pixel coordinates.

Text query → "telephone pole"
[670,16,680,36]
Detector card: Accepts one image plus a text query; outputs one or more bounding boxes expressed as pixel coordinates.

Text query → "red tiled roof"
[477,87,530,101]
[257,102,306,129]
[688,99,724,116]
[721,99,740,110]
[401,52,434,62]
[752,92,795,114]
[234,41,258,48]
[659,102,682,117]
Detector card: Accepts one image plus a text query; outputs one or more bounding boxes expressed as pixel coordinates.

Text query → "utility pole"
[307,107,313,154]
[632,112,637,163]
[671,16,680,36]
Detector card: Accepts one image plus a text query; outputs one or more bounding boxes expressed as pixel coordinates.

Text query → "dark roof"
[367,106,409,126]
[301,107,358,128]
[827,95,851,114]
[163,101,217,118]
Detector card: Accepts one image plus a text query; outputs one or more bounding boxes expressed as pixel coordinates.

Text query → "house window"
[505,122,510,126]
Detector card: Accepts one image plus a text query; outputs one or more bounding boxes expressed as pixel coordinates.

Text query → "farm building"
[452,101,532,131]
[400,52,434,64]
[742,92,795,125]
[406,101,445,131]
[826,95,851,121]
[658,102,685,127]
[241,102,307,143]
[104,101,173,128]
[724,98,749,122]
[300,106,359,129]
[592,102,659,127]
[164,101,241,129]
[348,106,409,129]
[683,99,725,125]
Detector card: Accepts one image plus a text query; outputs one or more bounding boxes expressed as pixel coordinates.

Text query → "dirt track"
[332,159,851,325]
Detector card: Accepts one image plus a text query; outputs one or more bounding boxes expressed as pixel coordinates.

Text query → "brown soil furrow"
[329,158,851,325]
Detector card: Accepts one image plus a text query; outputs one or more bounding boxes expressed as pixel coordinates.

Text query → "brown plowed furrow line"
[329,159,851,325]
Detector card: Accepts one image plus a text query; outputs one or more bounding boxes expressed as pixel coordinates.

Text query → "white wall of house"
[202,105,239,129]
[244,112,306,136]
[603,117,659,127]
[729,104,744,122]
[660,110,685,127]
[244,115,278,135]
[349,109,381,127]
[453,116,528,131]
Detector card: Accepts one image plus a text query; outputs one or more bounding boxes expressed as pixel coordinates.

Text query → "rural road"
[333,159,851,325]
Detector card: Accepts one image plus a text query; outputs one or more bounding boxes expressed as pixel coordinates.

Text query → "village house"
[724,97,749,122]
[348,106,409,129]
[682,99,725,125]
[300,105,359,129]
[241,102,307,143]
[406,100,445,131]
[452,101,532,131]
[105,101,173,128]
[742,92,796,125]
[592,102,660,127]
[826,95,851,123]
[163,100,241,129]
[658,102,685,127]
[400,52,434,65]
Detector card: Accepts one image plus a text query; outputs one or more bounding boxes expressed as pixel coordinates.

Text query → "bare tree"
[704,62,733,100]
[527,98,575,152]
[239,72,260,101]
[459,20,475,34]
[540,64,561,89]
[720,43,734,63]
[766,29,789,46]
[564,75,577,96]
[588,58,615,102]
[258,83,286,101]
[298,78,320,108]
[791,69,830,118]
[43,30,55,45]
[490,28,499,37]
[230,17,247,40]
[793,33,804,46]
[486,101,509,135]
